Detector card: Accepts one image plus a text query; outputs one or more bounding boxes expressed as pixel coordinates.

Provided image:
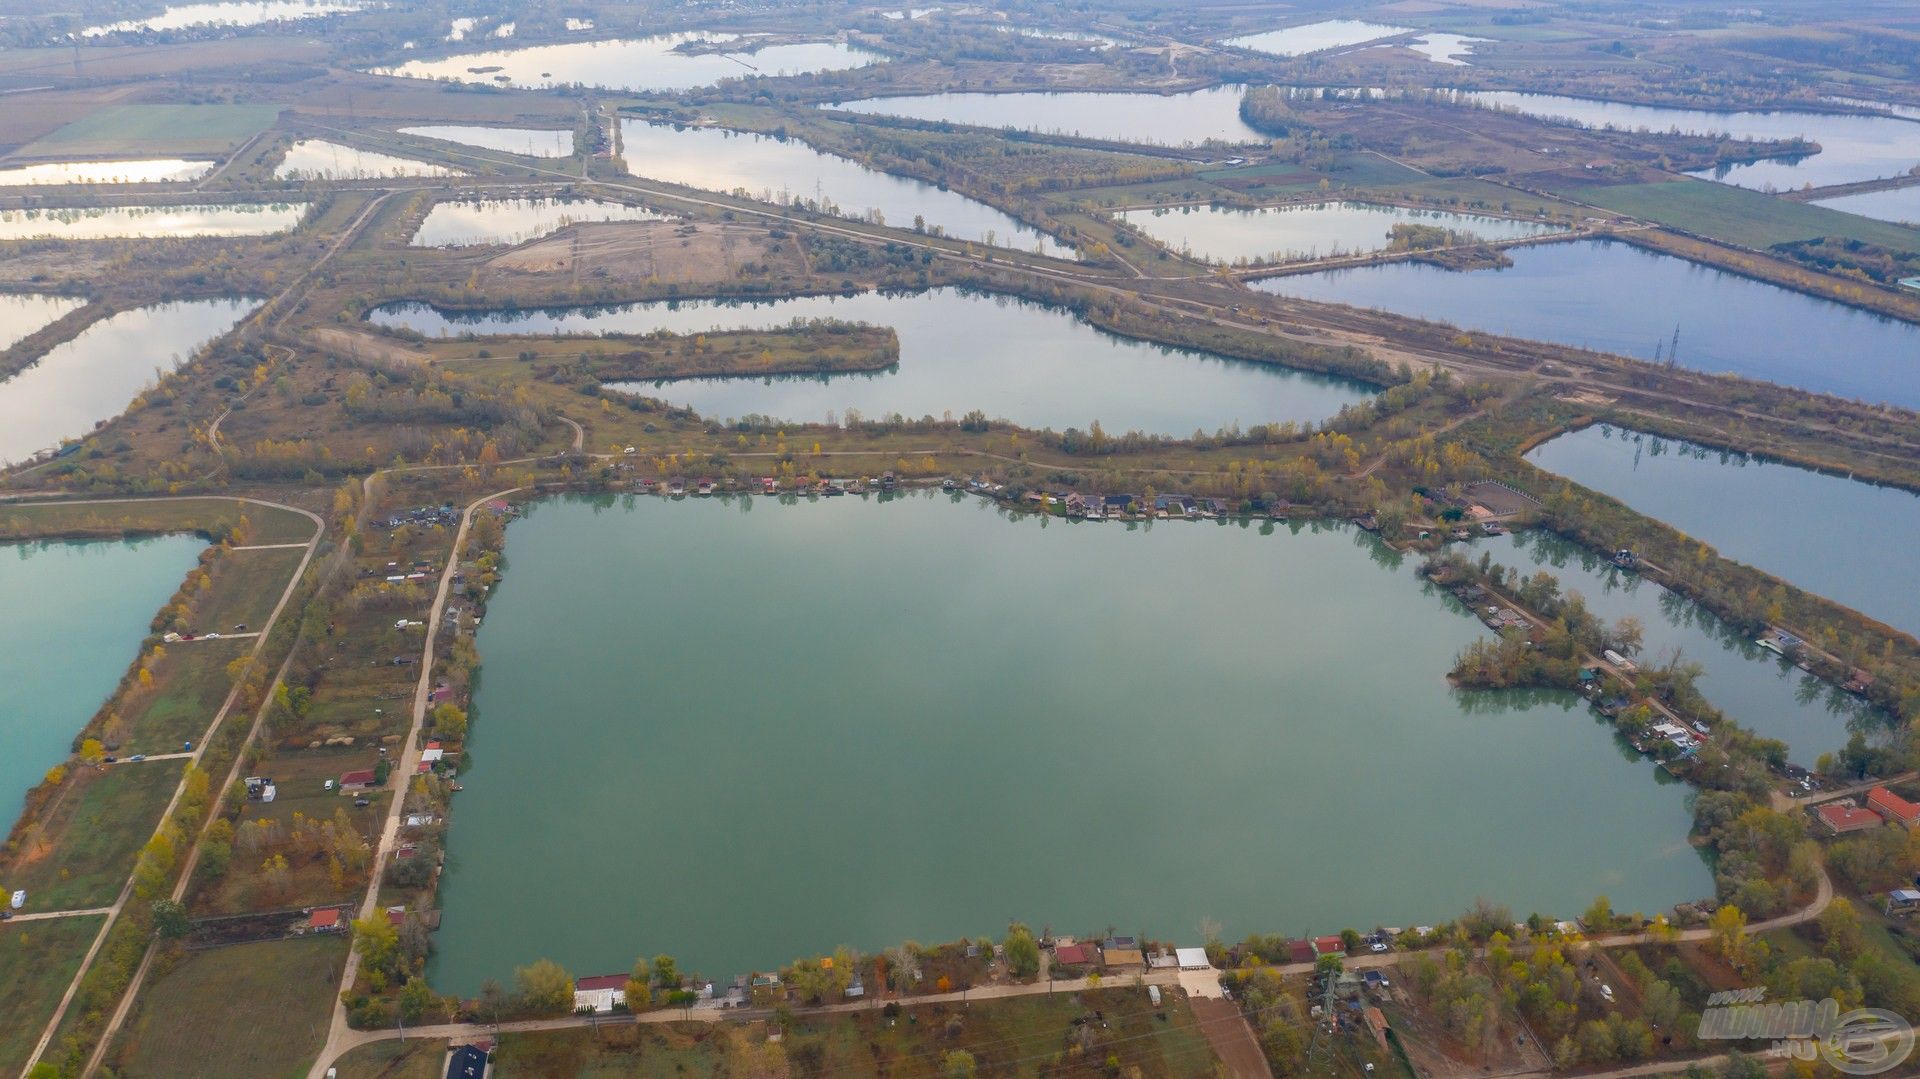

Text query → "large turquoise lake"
[1529,425,1920,640]
[430,494,1709,992]
[0,536,202,823]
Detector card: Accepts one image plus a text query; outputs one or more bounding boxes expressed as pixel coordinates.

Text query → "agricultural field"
[107,934,350,1079]
[13,104,281,161]
[0,498,314,545]
[117,638,247,754]
[1541,176,1920,251]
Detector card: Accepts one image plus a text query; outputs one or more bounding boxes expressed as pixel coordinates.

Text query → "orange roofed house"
[1869,787,1920,828]
[1818,801,1883,835]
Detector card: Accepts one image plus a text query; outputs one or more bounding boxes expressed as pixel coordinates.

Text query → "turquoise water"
[367,289,1373,435]
[0,536,203,824]
[1528,424,1920,640]
[430,494,1709,992]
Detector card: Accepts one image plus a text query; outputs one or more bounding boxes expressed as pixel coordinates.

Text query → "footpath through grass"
[110,934,350,1079]
[0,914,105,1076]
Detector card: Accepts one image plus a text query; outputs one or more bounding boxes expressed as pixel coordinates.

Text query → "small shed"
[307,908,343,933]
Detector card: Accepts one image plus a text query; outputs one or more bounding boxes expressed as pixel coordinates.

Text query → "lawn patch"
[0,914,104,1076]
[3,759,184,910]
[111,934,349,1079]
[193,546,306,635]
[117,639,245,754]
[0,498,312,546]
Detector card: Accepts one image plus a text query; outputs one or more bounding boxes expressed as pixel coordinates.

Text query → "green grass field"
[5,760,184,910]
[1561,178,1920,251]
[333,1039,445,1079]
[120,640,245,754]
[0,497,314,545]
[111,934,349,1079]
[0,914,104,1076]
[193,546,305,634]
[18,104,279,159]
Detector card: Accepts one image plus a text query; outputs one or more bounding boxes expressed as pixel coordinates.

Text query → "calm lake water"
[0,159,213,186]
[1812,185,1920,227]
[275,141,462,180]
[1474,531,1880,764]
[81,0,360,35]
[1257,238,1920,406]
[1529,424,1920,641]
[376,33,880,93]
[825,86,1265,147]
[368,289,1371,434]
[1118,201,1562,264]
[411,197,670,247]
[0,537,202,823]
[397,125,575,158]
[1401,33,1488,65]
[0,294,86,350]
[1224,19,1413,57]
[1455,91,1920,191]
[431,494,1709,991]
[0,297,256,464]
[619,121,1072,257]
[0,202,307,240]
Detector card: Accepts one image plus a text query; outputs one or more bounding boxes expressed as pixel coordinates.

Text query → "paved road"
[18,495,324,1079]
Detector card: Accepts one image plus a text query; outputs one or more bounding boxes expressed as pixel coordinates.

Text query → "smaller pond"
[1400,33,1488,65]
[1811,185,1920,227]
[411,197,671,247]
[397,125,575,158]
[275,141,463,180]
[81,0,361,35]
[0,159,214,186]
[0,297,257,465]
[1117,200,1562,264]
[619,121,1072,257]
[376,32,881,93]
[1528,424,1920,642]
[0,536,205,824]
[0,202,308,240]
[825,85,1264,147]
[1452,90,1920,192]
[1257,238,1920,407]
[1473,530,1882,765]
[0,294,87,351]
[368,288,1374,434]
[1223,19,1413,57]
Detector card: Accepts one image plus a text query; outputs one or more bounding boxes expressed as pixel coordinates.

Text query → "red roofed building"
[307,908,343,932]
[339,769,377,788]
[1818,802,1884,835]
[1314,936,1345,957]
[1869,787,1920,827]
[575,973,629,1013]
[1287,940,1316,965]
[1053,943,1095,966]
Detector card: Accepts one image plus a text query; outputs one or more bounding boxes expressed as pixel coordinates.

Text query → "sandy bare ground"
[306,326,434,367]
[486,220,808,285]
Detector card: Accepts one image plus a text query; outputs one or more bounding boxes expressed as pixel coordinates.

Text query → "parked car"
[354,798,371,808]
[1600,984,1615,1004]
